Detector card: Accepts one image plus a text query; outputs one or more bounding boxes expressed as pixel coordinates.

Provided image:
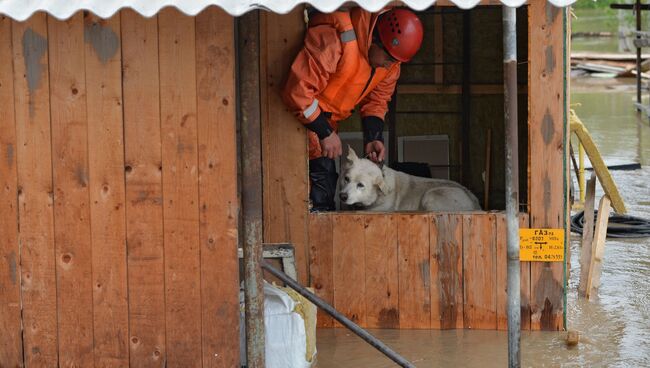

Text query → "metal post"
[503,6,520,368]
[260,261,416,368]
[238,10,265,368]
[637,0,642,107]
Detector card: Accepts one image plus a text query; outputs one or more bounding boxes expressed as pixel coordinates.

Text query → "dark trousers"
[309,157,338,212]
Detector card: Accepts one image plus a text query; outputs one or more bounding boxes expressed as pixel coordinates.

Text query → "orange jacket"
[282,7,401,129]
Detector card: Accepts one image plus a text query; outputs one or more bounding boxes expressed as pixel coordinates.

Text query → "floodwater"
[314,12,650,368]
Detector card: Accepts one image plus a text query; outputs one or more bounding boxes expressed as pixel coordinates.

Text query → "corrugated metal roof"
[0,0,577,21]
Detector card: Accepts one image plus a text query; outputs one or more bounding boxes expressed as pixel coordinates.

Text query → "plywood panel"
[49,13,94,367]
[12,14,59,366]
[260,10,309,284]
[463,214,497,330]
[158,8,202,364]
[121,9,166,366]
[195,8,240,368]
[398,214,431,329]
[84,13,130,366]
[529,1,566,331]
[309,214,334,327]
[333,214,366,326]
[430,214,463,330]
[364,215,399,329]
[0,15,23,367]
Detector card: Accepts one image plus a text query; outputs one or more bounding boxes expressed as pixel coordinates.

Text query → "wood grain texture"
[398,214,431,329]
[364,215,399,329]
[158,8,202,365]
[430,214,463,329]
[49,13,94,367]
[333,214,366,327]
[0,14,23,367]
[529,1,566,331]
[308,214,334,328]
[121,9,166,367]
[260,10,310,283]
[195,8,240,368]
[84,13,130,366]
[463,214,497,330]
[12,14,59,366]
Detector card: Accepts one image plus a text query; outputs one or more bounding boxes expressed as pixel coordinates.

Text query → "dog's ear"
[346,145,359,163]
[374,174,388,195]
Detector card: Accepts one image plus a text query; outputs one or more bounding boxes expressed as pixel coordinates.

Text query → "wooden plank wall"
[0,8,240,367]
[529,2,567,331]
[260,10,310,284]
[309,212,531,330]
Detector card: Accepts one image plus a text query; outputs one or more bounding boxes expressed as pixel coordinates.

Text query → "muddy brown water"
[314,75,650,368]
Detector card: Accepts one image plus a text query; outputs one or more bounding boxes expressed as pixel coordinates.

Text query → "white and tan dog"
[339,147,481,211]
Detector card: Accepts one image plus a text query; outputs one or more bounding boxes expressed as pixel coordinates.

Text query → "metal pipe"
[260,261,416,368]
[238,10,266,368]
[637,0,642,107]
[503,6,520,368]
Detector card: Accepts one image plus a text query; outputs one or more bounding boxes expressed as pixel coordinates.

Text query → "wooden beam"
[578,174,596,297]
[434,10,444,84]
[585,195,612,300]
[529,2,566,331]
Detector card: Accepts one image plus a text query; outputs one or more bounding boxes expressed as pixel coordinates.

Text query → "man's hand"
[365,140,385,163]
[320,132,342,159]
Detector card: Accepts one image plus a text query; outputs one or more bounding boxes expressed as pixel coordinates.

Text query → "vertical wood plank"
[49,13,94,367]
[496,214,507,330]
[309,214,334,328]
[158,8,202,365]
[12,14,59,366]
[398,214,431,329]
[463,214,497,330]
[434,11,444,84]
[333,214,366,327]
[431,214,463,330]
[529,2,566,331]
[365,215,399,329]
[578,174,596,297]
[84,13,129,366]
[121,9,166,366]
[260,10,310,284]
[0,15,23,367]
[196,8,240,368]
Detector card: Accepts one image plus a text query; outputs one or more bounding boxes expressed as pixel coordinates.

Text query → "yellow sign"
[519,229,564,262]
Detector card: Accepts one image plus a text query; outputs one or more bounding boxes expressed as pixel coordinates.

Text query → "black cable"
[571,210,650,238]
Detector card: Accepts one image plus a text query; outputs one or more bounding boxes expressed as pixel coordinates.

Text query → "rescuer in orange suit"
[283,7,424,211]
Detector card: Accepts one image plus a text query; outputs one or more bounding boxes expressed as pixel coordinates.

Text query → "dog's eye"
[344,176,350,183]
[357,183,365,189]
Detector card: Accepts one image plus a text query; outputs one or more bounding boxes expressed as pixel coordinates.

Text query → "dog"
[338,147,481,211]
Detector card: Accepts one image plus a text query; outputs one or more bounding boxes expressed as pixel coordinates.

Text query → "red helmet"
[376,8,423,62]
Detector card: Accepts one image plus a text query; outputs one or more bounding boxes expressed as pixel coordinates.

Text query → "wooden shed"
[0,0,575,366]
